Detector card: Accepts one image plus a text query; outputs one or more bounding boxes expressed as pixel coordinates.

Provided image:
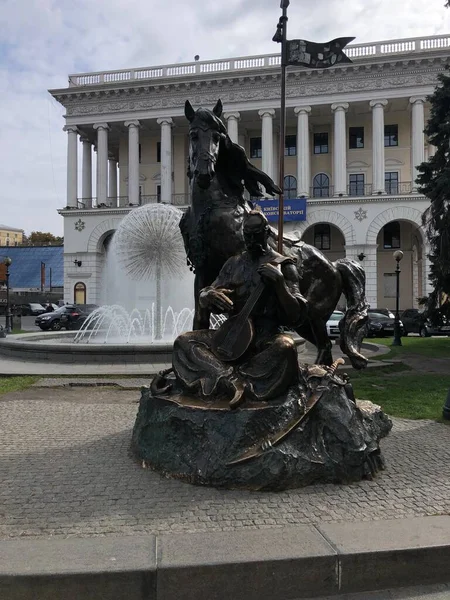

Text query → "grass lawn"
[0,376,38,396]
[350,366,450,420]
[369,335,450,360]
[349,337,450,420]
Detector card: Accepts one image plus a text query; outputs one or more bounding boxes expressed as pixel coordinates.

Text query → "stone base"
[132,372,392,491]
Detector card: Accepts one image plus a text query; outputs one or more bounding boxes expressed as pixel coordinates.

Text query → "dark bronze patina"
[180,100,368,370]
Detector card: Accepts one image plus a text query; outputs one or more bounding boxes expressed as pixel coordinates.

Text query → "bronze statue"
[132,100,392,490]
[180,99,368,369]
[173,210,307,408]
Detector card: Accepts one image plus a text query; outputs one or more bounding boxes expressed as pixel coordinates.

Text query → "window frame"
[348,173,365,196]
[385,171,399,195]
[283,175,297,199]
[313,132,329,154]
[383,221,401,250]
[312,173,330,198]
[384,124,399,147]
[250,137,262,159]
[314,223,331,250]
[284,134,297,156]
[349,126,365,149]
[156,142,161,163]
[74,282,87,305]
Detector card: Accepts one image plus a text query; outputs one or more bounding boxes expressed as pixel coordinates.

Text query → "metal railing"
[69,34,450,87]
[71,184,416,210]
[74,194,190,209]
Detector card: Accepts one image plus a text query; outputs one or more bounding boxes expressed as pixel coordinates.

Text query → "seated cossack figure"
[173,210,308,408]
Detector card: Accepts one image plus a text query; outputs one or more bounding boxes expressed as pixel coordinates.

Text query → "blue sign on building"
[253,197,307,222]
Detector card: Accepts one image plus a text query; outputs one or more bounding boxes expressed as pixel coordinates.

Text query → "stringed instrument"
[211,278,266,362]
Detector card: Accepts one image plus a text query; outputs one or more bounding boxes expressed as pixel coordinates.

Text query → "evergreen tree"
[416,68,450,322]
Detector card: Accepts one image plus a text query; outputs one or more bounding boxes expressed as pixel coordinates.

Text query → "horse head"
[185,99,228,189]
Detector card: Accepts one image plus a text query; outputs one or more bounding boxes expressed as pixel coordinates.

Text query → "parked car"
[326,310,344,339]
[35,305,76,331]
[400,308,450,337]
[60,304,99,330]
[364,311,404,338]
[18,303,46,316]
[367,308,395,319]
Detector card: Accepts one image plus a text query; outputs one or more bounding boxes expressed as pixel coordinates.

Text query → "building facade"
[49,34,450,310]
[0,224,24,247]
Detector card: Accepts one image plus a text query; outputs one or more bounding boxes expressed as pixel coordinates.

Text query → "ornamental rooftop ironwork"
[68,34,450,87]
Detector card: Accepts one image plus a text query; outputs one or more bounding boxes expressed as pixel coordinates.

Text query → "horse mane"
[186,104,281,199]
[216,137,281,199]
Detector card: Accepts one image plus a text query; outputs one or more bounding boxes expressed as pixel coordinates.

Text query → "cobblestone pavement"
[1,386,449,540]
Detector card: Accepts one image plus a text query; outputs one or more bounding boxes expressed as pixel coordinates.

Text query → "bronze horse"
[180,99,368,369]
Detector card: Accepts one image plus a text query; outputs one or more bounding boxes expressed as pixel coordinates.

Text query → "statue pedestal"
[132,375,392,491]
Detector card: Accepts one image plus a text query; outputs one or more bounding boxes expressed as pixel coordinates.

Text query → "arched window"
[284,175,297,199]
[312,173,330,198]
[314,224,331,250]
[74,282,86,305]
[383,221,401,249]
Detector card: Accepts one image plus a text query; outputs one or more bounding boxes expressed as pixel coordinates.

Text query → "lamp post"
[392,250,404,346]
[3,257,12,333]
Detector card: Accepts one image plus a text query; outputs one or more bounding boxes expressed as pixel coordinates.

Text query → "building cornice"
[50,54,449,119]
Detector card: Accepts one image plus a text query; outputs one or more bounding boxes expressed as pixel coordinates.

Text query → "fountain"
[0,204,217,363]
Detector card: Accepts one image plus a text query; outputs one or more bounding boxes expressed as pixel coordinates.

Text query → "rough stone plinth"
[132,375,392,491]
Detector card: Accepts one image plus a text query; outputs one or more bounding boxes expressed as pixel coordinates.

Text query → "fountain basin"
[0,332,306,364]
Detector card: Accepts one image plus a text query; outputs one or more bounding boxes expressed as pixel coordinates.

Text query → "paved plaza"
[1,383,450,541]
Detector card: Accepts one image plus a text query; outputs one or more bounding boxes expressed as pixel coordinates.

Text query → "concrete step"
[1,516,450,600]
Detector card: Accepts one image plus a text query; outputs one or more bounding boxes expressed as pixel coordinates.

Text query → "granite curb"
[1,516,449,600]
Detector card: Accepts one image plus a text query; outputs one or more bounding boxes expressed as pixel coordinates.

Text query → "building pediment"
[385,158,404,167]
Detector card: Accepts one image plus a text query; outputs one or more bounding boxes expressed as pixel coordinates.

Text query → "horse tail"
[335,258,369,370]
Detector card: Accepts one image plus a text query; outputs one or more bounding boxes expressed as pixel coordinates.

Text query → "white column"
[157,118,173,203]
[80,136,92,208]
[363,244,379,309]
[369,99,388,194]
[223,112,240,144]
[108,154,118,206]
[294,106,311,197]
[93,123,109,205]
[64,125,79,208]
[124,120,140,205]
[331,103,349,196]
[410,96,426,192]
[258,109,275,181]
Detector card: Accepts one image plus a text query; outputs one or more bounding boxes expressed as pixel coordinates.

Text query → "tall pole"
[392,250,403,346]
[276,0,289,254]
[5,259,11,334]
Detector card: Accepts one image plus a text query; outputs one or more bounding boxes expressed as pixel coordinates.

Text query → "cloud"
[0,0,449,235]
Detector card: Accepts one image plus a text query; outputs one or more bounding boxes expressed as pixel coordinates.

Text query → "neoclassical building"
[49,34,450,309]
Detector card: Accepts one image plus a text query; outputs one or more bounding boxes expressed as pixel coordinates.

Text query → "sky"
[0,0,449,237]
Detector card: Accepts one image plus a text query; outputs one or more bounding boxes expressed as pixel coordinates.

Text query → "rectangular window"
[250,137,262,159]
[156,142,161,163]
[156,185,161,203]
[314,132,328,154]
[284,135,297,156]
[314,224,331,250]
[349,173,365,196]
[349,127,364,149]
[384,124,398,147]
[385,171,399,195]
[383,222,401,249]
[139,144,142,163]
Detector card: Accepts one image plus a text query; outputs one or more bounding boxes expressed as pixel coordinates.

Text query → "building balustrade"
[72,194,190,210]
[69,34,450,87]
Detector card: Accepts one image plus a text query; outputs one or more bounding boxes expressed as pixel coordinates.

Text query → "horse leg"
[297,317,333,367]
[193,271,211,330]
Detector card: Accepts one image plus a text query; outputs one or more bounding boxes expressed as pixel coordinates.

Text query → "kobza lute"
[211,259,283,362]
